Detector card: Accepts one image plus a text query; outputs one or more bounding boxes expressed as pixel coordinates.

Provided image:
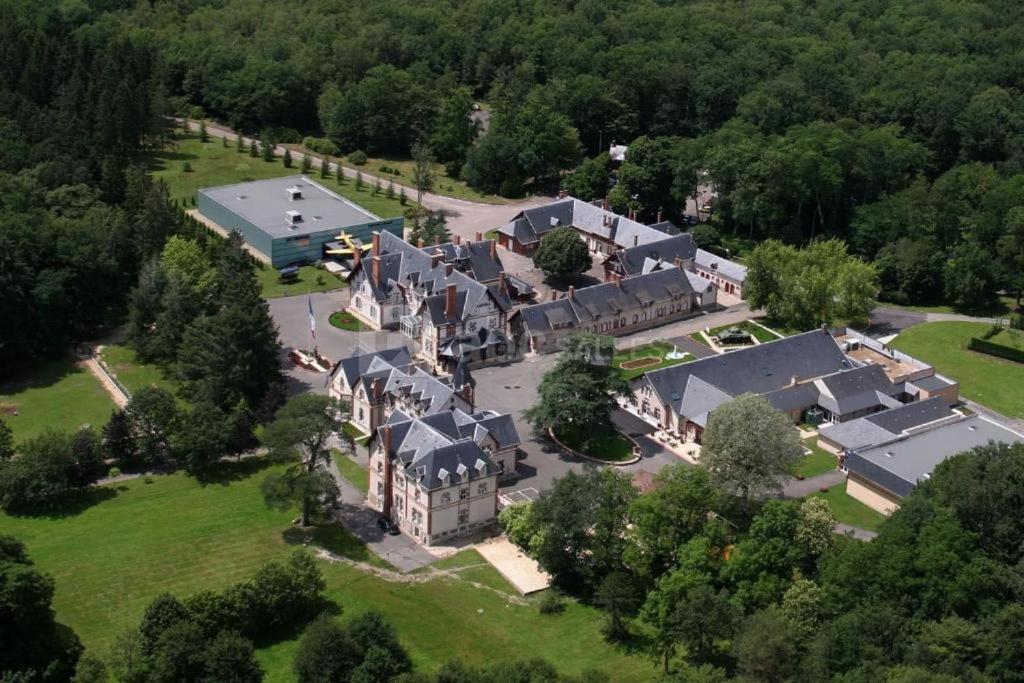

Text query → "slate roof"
[353,231,511,320]
[817,397,954,452]
[421,239,505,283]
[611,234,697,277]
[644,329,852,418]
[813,364,898,415]
[907,374,957,392]
[498,197,678,249]
[377,407,521,491]
[695,248,748,283]
[333,347,413,389]
[517,268,698,339]
[847,415,1024,497]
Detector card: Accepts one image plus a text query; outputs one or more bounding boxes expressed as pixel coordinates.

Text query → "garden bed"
[329,310,363,331]
[613,342,692,380]
[619,356,662,371]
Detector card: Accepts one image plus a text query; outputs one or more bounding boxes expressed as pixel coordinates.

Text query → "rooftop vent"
[285,210,303,225]
[286,186,303,201]
[236,194,248,200]
[885,450,894,458]
[968,425,977,431]
[550,216,560,227]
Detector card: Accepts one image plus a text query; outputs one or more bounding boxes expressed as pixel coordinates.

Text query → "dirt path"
[312,547,530,604]
[79,357,128,409]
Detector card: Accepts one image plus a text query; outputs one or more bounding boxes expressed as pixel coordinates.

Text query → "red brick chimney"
[431,249,443,269]
[371,231,380,257]
[558,189,567,199]
[603,196,609,210]
[673,256,682,268]
[475,231,483,242]
[489,240,497,259]
[550,290,558,301]
[417,238,424,248]
[445,263,453,276]
[567,285,575,300]
[498,271,508,297]
[372,256,381,285]
[445,283,457,319]
[372,377,383,402]
[657,209,663,223]
[353,245,361,269]
[454,234,461,245]
[434,235,440,246]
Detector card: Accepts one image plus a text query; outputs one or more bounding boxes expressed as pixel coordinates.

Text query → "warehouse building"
[197,175,403,267]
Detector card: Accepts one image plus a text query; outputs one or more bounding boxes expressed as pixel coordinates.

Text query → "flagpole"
[306,289,311,357]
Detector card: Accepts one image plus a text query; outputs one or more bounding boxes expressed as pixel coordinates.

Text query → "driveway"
[327,454,436,571]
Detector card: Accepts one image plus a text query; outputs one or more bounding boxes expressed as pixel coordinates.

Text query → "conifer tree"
[261,137,274,162]
[320,158,329,178]
[355,171,364,190]
[236,134,244,153]
[283,148,293,168]
[249,139,259,158]
[301,153,312,174]
[198,121,209,143]
[399,187,408,205]
[372,178,381,195]
[386,179,396,199]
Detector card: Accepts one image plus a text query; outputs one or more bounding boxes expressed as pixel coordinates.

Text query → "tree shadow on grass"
[282,523,378,565]
[4,486,118,520]
[248,597,343,650]
[197,455,274,487]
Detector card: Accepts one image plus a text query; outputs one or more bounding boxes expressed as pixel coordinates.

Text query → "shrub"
[538,590,566,615]
[968,336,1024,363]
[303,136,341,157]
[0,429,86,510]
[498,176,524,198]
[348,150,368,166]
[182,161,192,172]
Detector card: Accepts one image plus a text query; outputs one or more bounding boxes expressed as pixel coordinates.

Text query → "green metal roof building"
[197,175,403,267]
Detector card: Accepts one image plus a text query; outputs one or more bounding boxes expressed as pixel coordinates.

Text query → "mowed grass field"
[0,460,654,681]
[0,358,116,444]
[99,345,180,397]
[810,483,886,532]
[891,322,1024,418]
[256,264,344,299]
[152,134,409,221]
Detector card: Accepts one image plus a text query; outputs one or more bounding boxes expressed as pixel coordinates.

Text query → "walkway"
[79,357,128,409]
[177,119,550,240]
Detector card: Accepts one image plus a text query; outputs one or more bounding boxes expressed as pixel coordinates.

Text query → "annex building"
[197,175,403,267]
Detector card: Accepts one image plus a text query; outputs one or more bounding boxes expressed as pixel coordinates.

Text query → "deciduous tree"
[532,227,591,280]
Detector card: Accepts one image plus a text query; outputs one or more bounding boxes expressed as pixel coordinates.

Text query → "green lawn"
[0,459,653,681]
[708,320,782,344]
[613,342,692,381]
[152,134,408,222]
[0,358,117,444]
[794,438,837,479]
[329,310,364,332]
[341,421,372,446]
[689,332,712,347]
[256,265,344,299]
[554,426,635,462]
[988,327,1024,351]
[346,153,506,205]
[891,322,1024,418]
[333,450,369,494]
[98,345,180,397]
[809,483,886,532]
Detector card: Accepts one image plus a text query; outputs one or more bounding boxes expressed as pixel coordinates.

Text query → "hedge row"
[968,336,1024,364]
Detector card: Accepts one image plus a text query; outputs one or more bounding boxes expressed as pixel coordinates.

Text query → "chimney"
[567,285,575,300]
[558,189,567,199]
[498,271,508,297]
[383,425,392,454]
[633,235,638,247]
[790,375,799,386]
[445,263,454,276]
[371,231,380,257]
[372,377,383,402]
[417,238,424,248]
[489,240,497,259]
[431,249,443,269]
[454,234,461,245]
[550,290,558,301]
[603,196,609,210]
[657,209,663,223]
[475,231,483,242]
[445,283,457,318]
[353,246,361,269]
[434,235,441,246]
[629,210,636,221]
[673,256,682,268]
[372,256,381,285]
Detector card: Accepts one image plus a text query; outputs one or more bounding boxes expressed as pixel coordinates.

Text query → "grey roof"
[611,234,697,277]
[199,175,382,238]
[678,376,733,427]
[695,248,747,283]
[645,329,852,418]
[421,239,505,283]
[333,347,412,388]
[377,408,520,490]
[814,364,896,415]
[763,383,821,413]
[907,374,957,392]
[518,268,697,339]
[847,415,1024,497]
[818,397,954,452]
[499,197,678,249]
[355,231,511,318]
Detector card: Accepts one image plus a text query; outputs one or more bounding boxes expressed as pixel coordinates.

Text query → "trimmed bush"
[968,336,1024,364]
[348,150,368,166]
[303,136,341,157]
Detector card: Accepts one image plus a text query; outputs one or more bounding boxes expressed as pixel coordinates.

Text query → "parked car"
[681,214,699,226]
[377,517,400,535]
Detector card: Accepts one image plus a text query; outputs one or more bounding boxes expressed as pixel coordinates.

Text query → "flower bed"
[329,310,363,332]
